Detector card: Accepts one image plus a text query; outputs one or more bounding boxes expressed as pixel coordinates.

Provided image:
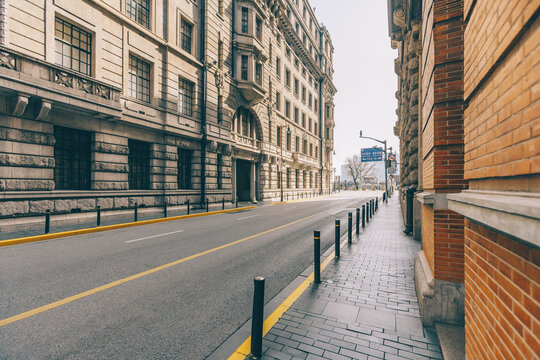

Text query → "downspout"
[231,0,236,78]
[200,0,207,207]
[318,76,323,195]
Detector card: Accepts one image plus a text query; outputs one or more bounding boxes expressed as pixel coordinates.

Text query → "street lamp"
[280,125,291,202]
[359,131,388,203]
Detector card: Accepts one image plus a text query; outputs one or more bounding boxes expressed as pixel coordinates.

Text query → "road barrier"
[45,209,50,234]
[250,276,265,358]
[335,219,341,258]
[348,212,352,244]
[314,230,321,284]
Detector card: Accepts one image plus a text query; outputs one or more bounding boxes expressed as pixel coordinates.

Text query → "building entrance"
[236,159,251,201]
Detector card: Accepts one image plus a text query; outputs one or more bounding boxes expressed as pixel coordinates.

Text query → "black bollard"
[362,204,366,228]
[356,208,360,235]
[348,212,352,244]
[236,197,238,208]
[206,198,209,212]
[164,202,167,218]
[335,219,341,258]
[366,203,370,223]
[97,206,101,226]
[45,209,50,234]
[222,198,225,210]
[314,231,321,283]
[134,203,138,222]
[187,200,190,215]
[250,276,265,358]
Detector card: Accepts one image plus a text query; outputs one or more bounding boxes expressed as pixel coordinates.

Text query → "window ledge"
[448,190,540,248]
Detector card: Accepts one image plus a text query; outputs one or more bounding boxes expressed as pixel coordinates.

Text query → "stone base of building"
[414,250,464,327]
[413,196,422,240]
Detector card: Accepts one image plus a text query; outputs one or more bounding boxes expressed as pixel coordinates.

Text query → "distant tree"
[345,155,376,189]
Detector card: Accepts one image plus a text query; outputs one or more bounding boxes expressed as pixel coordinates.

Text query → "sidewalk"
[250,196,443,360]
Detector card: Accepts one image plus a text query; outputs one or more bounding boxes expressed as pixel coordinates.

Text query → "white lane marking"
[125,229,184,244]
[236,214,260,221]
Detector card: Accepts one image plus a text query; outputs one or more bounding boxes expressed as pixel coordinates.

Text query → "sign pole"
[384,140,388,203]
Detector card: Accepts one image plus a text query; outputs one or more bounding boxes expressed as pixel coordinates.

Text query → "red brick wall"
[464,8,540,190]
[422,205,435,273]
[465,220,540,359]
[433,209,464,282]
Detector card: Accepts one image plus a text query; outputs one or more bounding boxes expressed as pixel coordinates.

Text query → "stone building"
[0,0,336,228]
[389,0,539,358]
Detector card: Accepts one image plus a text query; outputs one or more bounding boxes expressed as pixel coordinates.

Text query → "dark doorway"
[236,159,251,201]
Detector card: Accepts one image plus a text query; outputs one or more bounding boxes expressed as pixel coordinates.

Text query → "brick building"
[388,0,539,358]
[0,0,336,230]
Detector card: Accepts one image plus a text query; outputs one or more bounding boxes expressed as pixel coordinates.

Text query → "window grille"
[126,0,150,29]
[128,139,150,190]
[54,18,92,75]
[177,148,193,189]
[129,55,151,103]
[54,126,91,190]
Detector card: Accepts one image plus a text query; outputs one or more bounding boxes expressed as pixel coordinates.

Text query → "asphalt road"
[0,191,378,359]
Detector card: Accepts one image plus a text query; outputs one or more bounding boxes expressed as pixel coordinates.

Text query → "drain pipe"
[200,0,208,208]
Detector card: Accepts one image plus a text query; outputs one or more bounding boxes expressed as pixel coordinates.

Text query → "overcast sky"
[310,0,398,175]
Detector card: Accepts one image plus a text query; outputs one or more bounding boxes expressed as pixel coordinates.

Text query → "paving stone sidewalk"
[251,196,443,360]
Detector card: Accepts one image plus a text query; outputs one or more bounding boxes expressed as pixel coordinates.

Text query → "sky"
[310,0,399,176]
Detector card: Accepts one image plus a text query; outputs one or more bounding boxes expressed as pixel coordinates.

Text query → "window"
[255,63,262,85]
[277,125,281,146]
[326,127,330,139]
[241,7,249,34]
[303,139,307,154]
[314,99,318,112]
[256,17,262,40]
[315,146,318,158]
[309,143,313,157]
[276,57,281,77]
[177,148,192,189]
[286,168,290,188]
[127,0,150,28]
[314,122,318,136]
[294,78,299,95]
[285,100,290,118]
[54,18,92,76]
[326,105,331,119]
[241,55,248,81]
[54,126,91,190]
[302,67,306,78]
[286,47,291,58]
[128,139,150,190]
[294,107,299,123]
[295,169,299,188]
[129,55,151,103]
[218,0,224,15]
[303,170,307,188]
[285,69,290,87]
[286,131,291,150]
[302,113,306,128]
[302,86,306,102]
[275,91,281,111]
[217,154,223,189]
[178,78,194,116]
[309,118,312,132]
[308,93,312,108]
[294,58,299,68]
[180,19,193,53]
[295,135,300,152]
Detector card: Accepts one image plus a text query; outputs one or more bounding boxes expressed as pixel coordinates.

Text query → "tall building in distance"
[0,0,336,223]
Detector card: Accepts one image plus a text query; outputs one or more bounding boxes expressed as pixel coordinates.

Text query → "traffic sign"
[361,148,383,162]
[388,154,396,161]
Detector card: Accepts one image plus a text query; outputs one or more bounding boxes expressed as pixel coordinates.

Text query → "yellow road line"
[0,208,332,328]
[0,206,256,248]
[227,236,349,360]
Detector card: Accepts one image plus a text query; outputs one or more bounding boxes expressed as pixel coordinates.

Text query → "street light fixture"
[359,131,388,203]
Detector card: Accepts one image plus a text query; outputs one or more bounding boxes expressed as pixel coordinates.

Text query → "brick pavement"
[249,196,443,360]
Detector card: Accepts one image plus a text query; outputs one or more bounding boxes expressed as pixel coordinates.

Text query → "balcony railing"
[232,132,261,149]
[293,152,319,167]
[0,47,121,104]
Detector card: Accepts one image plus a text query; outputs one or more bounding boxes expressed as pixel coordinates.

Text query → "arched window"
[233,108,261,141]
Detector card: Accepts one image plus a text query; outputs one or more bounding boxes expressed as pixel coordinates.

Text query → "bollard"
[97,206,101,227]
[187,200,190,215]
[222,198,225,210]
[236,197,238,208]
[366,203,370,223]
[356,208,360,235]
[45,209,50,234]
[362,204,366,228]
[314,231,321,283]
[250,276,265,358]
[164,202,168,218]
[206,198,209,212]
[335,219,341,258]
[348,212,352,244]
[134,203,138,222]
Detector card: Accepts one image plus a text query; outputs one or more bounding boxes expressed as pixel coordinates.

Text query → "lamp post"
[280,125,291,201]
[359,131,388,202]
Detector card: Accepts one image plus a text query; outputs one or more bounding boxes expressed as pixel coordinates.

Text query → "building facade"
[389,0,539,358]
[0,0,336,227]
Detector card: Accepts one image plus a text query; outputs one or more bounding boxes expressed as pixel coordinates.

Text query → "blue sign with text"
[361,148,383,162]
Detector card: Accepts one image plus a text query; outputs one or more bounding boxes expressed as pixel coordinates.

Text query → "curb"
[0,206,256,248]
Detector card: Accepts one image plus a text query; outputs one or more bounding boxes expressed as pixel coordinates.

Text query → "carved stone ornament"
[215,69,224,95]
[393,7,406,29]
[0,50,16,70]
